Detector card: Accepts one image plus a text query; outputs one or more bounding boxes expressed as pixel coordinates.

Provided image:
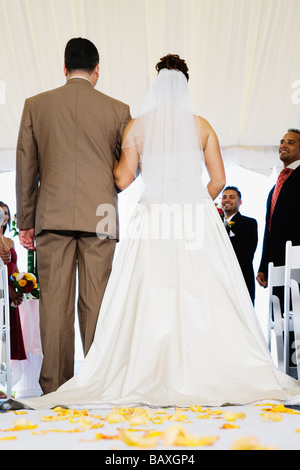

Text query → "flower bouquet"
[9,272,40,307]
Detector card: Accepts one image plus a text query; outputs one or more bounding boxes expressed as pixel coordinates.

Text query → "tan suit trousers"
[36,230,116,395]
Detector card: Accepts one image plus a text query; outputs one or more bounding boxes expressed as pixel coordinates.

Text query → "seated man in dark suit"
[221,186,258,304]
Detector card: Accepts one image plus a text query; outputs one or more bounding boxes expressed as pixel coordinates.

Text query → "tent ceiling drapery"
[0,0,300,173]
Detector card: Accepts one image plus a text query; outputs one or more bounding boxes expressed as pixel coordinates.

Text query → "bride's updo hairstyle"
[155,54,189,81]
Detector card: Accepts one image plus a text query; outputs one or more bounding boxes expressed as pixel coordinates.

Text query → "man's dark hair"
[287,128,300,146]
[287,128,300,135]
[64,38,99,74]
[223,186,242,200]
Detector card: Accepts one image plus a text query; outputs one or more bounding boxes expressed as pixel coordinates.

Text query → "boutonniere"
[226,220,235,231]
[215,203,224,220]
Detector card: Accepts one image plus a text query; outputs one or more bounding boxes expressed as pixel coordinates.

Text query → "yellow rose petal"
[223,412,246,422]
[190,405,205,413]
[261,412,283,422]
[118,428,157,448]
[161,425,219,447]
[220,423,240,429]
[230,436,261,450]
[78,416,95,430]
[129,413,150,426]
[169,410,188,422]
[105,412,126,424]
[12,419,37,431]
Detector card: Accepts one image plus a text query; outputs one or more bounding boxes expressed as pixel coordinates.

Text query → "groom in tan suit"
[16,38,131,394]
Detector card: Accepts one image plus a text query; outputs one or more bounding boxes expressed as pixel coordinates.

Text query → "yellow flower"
[18,279,27,287]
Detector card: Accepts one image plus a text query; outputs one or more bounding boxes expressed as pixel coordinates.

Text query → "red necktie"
[268,168,293,230]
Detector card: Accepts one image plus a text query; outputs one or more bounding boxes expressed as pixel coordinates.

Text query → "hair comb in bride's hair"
[155,54,189,81]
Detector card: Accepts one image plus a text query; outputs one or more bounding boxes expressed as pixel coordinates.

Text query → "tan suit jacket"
[16,78,131,238]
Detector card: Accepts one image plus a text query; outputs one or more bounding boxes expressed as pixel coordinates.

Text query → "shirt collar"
[224,212,238,223]
[68,76,92,83]
[285,160,300,170]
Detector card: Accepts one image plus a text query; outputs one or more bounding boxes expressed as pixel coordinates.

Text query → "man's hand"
[0,247,11,264]
[19,228,36,251]
[256,271,268,288]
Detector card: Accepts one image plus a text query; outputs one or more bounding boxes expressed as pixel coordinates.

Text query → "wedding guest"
[15,38,131,394]
[221,186,258,304]
[0,201,26,361]
[256,129,300,370]
[0,207,11,264]
[257,129,300,287]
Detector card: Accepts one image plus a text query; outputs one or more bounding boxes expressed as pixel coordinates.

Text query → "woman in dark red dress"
[0,201,26,361]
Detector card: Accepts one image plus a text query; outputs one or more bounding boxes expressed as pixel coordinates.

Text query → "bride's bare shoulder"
[197,116,214,132]
[196,116,220,151]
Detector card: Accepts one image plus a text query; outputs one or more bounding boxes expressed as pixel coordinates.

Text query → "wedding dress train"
[20,196,300,410]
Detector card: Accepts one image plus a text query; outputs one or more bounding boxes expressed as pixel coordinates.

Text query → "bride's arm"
[113,120,139,191]
[199,117,226,200]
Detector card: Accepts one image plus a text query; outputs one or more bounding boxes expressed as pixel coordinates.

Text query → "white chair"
[290,279,300,379]
[0,260,12,399]
[284,241,300,375]
[267,262,286,372]
[267,261,297,375]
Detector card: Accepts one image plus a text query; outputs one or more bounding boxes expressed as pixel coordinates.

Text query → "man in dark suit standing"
[221,186,258,304]
[257,129,300,288]
[256,129,300,372]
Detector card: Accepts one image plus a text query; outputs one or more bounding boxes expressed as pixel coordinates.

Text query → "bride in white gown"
[14,54,300,410]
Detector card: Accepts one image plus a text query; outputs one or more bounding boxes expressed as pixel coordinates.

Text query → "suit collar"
[231,212,242,222]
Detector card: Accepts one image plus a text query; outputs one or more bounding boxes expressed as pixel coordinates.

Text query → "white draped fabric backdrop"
[0,0,300,360]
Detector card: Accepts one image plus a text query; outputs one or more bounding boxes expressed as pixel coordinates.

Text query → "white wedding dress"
[20,70,300,410]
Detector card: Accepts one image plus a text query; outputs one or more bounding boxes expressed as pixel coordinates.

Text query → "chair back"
[267,262,285,349]
[0,262,12,398]
[284,241,300,374]
[285,241,300,283]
